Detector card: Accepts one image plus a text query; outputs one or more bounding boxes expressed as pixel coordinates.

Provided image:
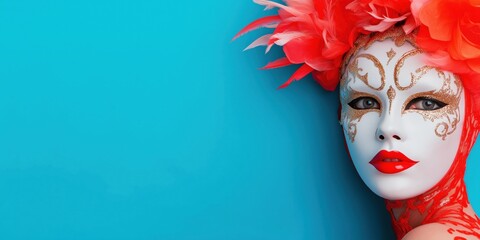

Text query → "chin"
[364,174,434,201]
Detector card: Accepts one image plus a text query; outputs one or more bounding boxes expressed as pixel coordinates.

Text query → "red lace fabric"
[385,90,480,239]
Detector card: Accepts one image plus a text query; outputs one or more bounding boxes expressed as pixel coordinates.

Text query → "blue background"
[0,0,478,239]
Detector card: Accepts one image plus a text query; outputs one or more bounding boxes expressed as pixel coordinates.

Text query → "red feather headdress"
[234,0,480,94]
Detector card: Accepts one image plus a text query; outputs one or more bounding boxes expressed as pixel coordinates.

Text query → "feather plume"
[244,34,273,51]
[278,64,313,89]
[233,15,281,40]
[254,0,305,16]
[261,57,292,69]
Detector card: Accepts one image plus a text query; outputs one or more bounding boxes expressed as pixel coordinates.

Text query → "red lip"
[369,150,418,174]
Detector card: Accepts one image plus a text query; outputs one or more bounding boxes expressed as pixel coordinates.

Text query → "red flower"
[416,0,480,74]
[349,0,415,33]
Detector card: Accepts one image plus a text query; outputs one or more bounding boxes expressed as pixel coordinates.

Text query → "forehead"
[341,37,455,94]
[358,37,413,67]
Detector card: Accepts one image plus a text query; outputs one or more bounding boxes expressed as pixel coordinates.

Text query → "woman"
[236,0,480,239]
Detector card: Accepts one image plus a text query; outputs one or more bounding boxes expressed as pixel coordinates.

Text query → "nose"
[376,114,403,142]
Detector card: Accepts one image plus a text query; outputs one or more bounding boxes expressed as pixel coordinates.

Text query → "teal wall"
[0,0,478,239]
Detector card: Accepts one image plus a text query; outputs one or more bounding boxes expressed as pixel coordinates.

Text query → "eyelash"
[405,97,447,111]
[348,97,380,110]
[348,96,447,111]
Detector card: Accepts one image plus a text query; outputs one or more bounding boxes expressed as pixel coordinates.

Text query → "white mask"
[340,34,465,200]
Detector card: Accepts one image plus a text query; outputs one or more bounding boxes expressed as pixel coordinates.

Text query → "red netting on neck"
[385,90,480,239]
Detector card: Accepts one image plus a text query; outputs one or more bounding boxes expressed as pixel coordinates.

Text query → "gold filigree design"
[347,121,358,142]
[401,71,463,140]
[387,48,396,65]
[435,123,453,140]
[341,27,417,76]
[338,27,427,142]
[393,49,435,91]
[347,53,386,91]
[340,75,382,142]
[387,86,396,113]
[358,28,415,52]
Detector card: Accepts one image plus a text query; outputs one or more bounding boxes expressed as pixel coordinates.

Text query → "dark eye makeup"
[348,97,380,110]
[348,96,447,111]
[405,97,447,111]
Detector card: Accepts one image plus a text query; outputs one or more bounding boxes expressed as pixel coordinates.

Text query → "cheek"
[401,113,462,161]
[340,103,381,142]
[342,112,381,161]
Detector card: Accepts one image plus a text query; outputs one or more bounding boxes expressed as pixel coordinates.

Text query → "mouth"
[369,150,418,174]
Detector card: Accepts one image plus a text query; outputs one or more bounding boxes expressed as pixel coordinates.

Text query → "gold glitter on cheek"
[402,72,463,140]
[387,86,396,113]
[340,73,381,142]
[347,121,358,142]
[432,73,462,140]
[435,123,452,140]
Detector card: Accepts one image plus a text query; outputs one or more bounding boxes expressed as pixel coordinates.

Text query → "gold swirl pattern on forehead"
[340,27,416,76]
[393,49,436,91]
[347,53,386,91]
[386,48,396,65]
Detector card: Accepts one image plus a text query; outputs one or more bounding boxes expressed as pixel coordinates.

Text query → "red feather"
[261,57,292,69]
[232,15,281,40]
[278,64,313,89]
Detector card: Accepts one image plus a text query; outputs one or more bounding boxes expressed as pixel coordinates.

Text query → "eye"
[348,97,380,110]
[406,97,447,111]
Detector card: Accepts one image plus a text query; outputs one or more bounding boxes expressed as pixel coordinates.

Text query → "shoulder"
[402,223,475,240]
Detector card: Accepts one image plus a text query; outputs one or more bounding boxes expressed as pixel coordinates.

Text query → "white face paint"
[340,36,465,200]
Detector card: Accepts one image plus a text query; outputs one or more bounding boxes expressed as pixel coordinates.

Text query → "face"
[340,36,465,200]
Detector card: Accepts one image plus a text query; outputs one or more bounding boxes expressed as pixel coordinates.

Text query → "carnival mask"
[340,36,465,200]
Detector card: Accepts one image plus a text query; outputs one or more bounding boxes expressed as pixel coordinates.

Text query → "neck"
[385,174,473,239]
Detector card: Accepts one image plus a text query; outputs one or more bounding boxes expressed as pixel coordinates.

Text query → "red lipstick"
[369,150,418,174]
